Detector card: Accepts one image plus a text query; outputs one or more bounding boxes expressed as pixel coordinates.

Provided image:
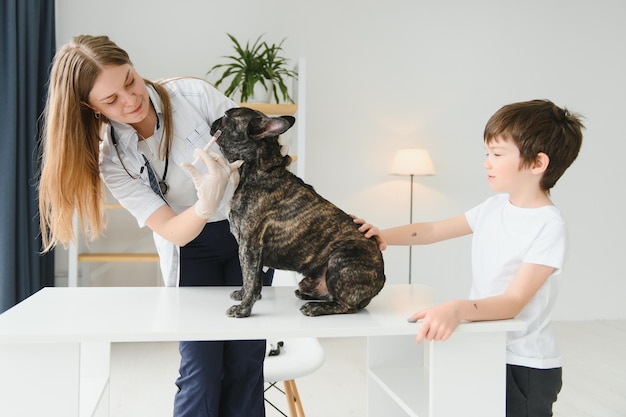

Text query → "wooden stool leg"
[283,380,298,416]
[282,379,306,417]
[289,380,306,417]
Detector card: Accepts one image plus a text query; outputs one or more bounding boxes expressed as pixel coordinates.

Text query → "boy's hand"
[351,215,387,251]
[408,300,462,343]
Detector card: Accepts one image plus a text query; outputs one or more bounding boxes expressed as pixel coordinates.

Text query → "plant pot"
[248,83,272,103]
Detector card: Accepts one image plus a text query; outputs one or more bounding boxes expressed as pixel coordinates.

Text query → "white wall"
[55,0,626,320]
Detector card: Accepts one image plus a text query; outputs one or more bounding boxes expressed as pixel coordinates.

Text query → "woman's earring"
[94,112,101,119]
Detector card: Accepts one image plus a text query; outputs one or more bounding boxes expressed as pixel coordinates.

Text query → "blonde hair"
[38,35,173,251]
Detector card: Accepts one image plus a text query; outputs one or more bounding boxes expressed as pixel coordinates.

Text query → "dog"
[212,107,386,318]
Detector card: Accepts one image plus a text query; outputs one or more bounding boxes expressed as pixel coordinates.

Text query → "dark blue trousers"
[174,220,273,417]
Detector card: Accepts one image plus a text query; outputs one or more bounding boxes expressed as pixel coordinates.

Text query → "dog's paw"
[294,289,326,301]
[226,304,252,318]
[294,289,319,301]
[300,301,356,316]
[230,289,244,301]
[299,302,321,317]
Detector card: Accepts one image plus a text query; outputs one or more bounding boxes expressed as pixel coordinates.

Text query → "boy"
[358,99,584,416]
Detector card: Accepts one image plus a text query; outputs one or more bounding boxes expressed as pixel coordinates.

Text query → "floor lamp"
[390,148,435,284]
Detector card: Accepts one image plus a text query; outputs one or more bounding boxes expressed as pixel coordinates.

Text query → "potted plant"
[207,33,298,104]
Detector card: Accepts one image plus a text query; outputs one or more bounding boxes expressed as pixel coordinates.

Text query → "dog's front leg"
[226,245,263,318]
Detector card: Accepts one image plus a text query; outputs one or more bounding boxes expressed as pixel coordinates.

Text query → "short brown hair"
[484,99,584,191]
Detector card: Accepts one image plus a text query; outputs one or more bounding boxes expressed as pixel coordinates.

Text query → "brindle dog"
[212,107,386,318]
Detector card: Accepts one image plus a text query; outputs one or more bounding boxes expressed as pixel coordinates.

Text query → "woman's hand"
[181,149,243,219]
[351,215,387,251]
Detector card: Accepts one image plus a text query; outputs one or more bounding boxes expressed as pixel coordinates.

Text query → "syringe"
[191,130,222,166]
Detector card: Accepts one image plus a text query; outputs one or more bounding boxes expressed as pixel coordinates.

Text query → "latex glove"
[181,149,243,219]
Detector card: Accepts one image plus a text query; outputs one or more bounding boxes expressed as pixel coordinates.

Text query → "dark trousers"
[506,364,562,417]
[173,220,273,417]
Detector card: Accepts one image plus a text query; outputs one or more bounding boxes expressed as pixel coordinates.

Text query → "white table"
[0,284,523,417]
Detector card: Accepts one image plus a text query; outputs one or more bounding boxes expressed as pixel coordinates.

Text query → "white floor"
[109,320,626,417]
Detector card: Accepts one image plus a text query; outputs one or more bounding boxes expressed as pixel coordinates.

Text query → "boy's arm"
[381,214,472,245]
[409,262,555,343]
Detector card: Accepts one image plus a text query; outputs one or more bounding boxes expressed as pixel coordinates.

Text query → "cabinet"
[67,58,306,288]
[368,332,512,416]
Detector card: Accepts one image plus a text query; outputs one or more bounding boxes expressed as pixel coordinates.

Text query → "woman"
[38,34,271,417]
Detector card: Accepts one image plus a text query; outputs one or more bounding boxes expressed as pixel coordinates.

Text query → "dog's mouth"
[205,129,222,149]
[210,112,229,140]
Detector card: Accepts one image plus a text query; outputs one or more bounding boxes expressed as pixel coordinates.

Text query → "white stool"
[264,337,325,417]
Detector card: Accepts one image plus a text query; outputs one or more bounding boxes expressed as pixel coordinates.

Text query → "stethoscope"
[110,124,169,196]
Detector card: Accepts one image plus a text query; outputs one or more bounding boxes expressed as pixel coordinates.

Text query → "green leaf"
[206,33,298,103]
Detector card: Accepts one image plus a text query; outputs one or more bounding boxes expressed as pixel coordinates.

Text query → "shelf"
[69,197,160,286]
[237,102,297,115]
[368,366,427,417]
[77,253,159,263]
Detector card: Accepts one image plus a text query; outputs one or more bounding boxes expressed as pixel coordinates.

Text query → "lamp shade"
[390,148,435,176]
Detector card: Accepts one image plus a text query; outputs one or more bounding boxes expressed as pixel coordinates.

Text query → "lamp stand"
[409,174,414,284]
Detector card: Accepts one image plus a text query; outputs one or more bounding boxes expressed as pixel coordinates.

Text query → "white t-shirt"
[100,78,236,287]
[465,193,566,369]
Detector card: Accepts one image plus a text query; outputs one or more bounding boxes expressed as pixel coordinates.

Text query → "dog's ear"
[248,116,296,140]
